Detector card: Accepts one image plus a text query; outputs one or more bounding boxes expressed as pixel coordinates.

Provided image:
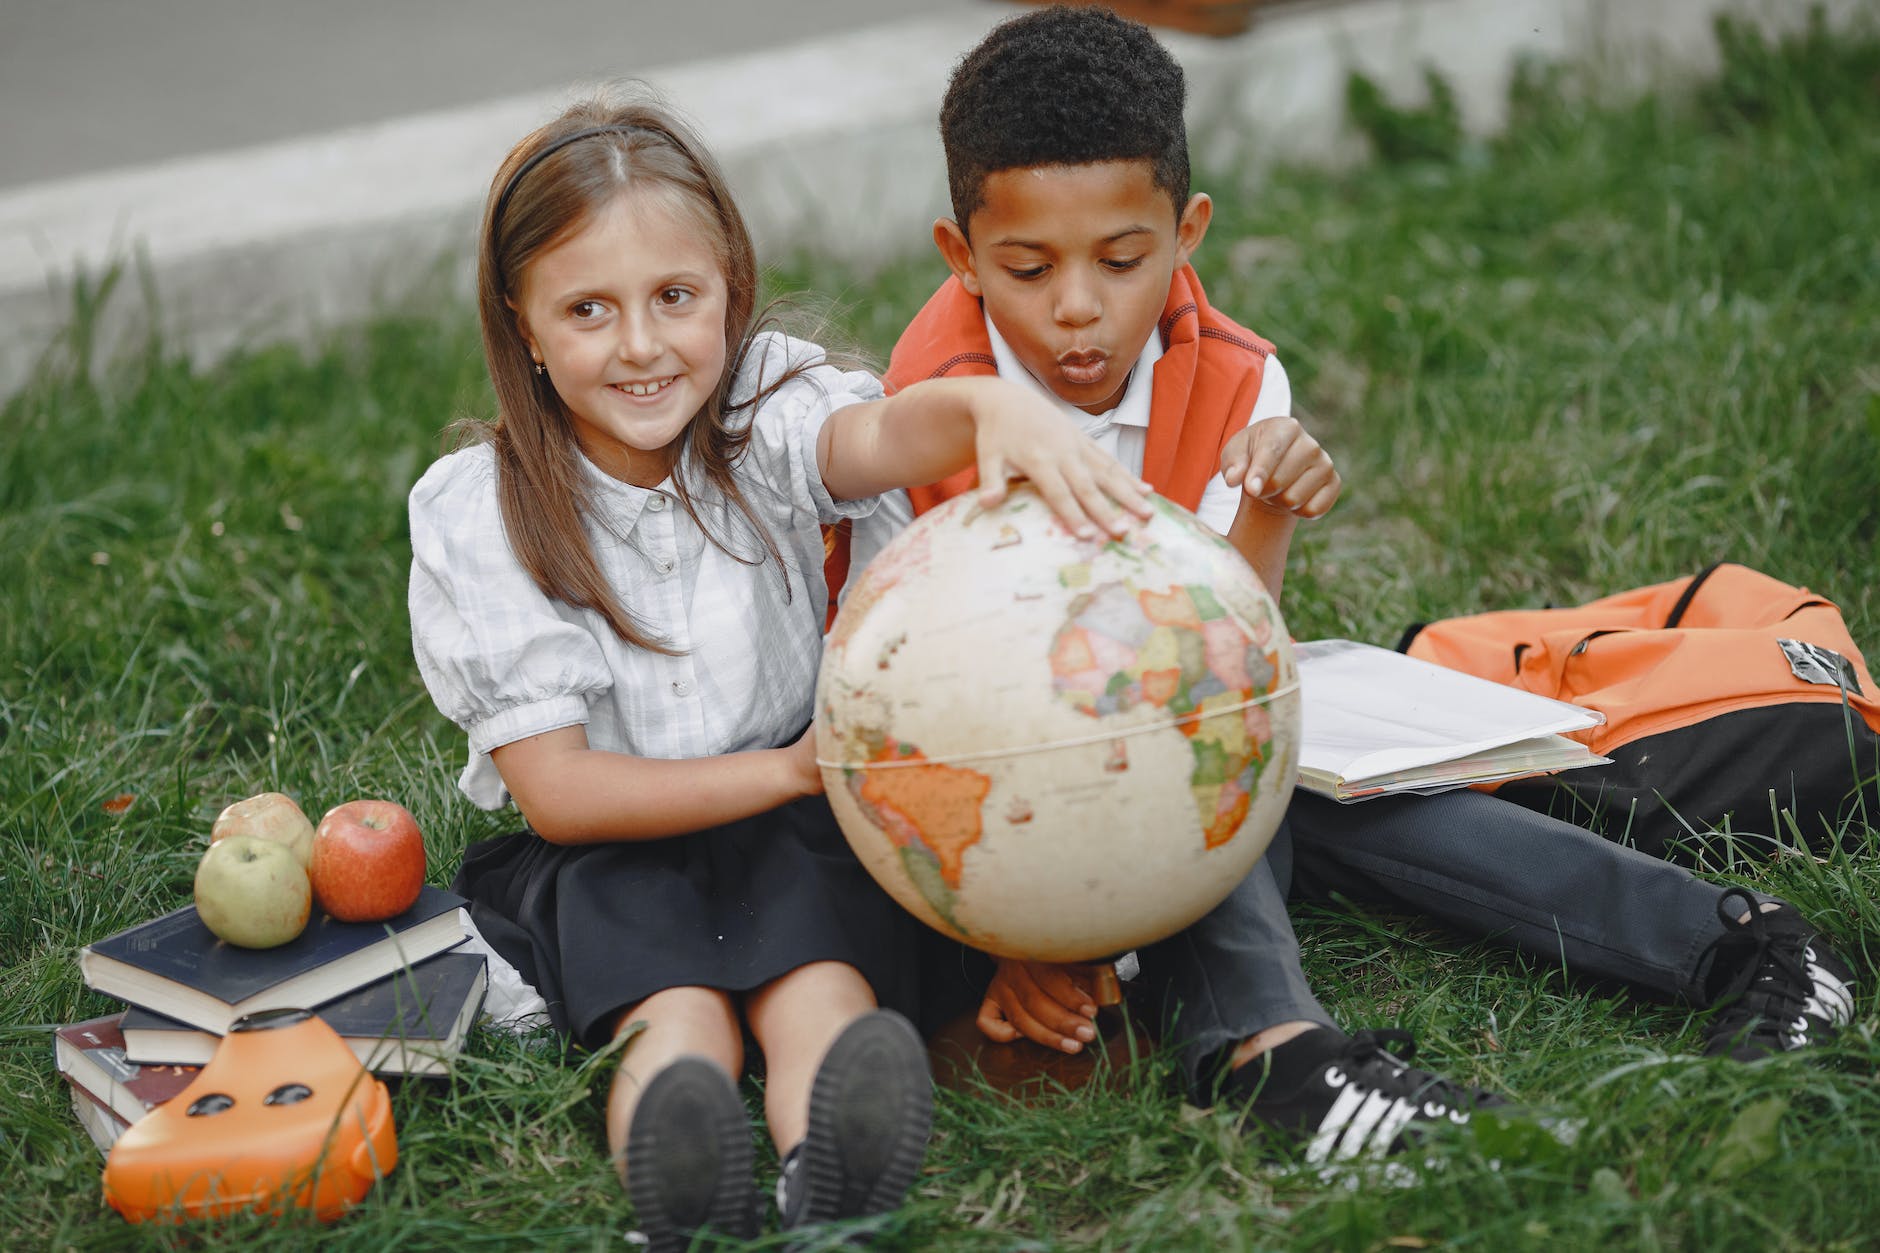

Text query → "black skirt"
[452,795,921,1050]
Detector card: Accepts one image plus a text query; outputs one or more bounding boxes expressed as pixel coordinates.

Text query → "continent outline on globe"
[817,487,1300,962]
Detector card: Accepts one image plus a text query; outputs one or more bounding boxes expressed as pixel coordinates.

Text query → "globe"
[817,484,1300,962]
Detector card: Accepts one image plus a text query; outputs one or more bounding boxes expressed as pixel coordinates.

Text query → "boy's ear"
[933,218,984,298]
[1173,193,1214,269]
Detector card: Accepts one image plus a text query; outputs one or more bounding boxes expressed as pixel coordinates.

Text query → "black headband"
[490,123,651,239]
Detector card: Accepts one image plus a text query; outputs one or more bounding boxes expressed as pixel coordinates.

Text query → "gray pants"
[933,786,1753,1098]
[1285,787,1749,1005]
[1136,824,1334,1093]
[1151,786,1753,1093]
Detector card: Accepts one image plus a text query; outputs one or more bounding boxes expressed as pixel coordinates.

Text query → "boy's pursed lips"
[1056,347,1108,385]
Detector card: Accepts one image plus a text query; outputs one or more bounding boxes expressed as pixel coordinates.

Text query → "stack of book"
[57,885,484,1152]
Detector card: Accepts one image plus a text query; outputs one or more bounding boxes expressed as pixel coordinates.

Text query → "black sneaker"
[625,1057,760,1253]
[1225,1028,1508,1165]
[1702,890,1857,1061]
[777,1010,934,1232]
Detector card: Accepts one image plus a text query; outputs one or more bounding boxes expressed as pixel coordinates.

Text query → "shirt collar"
[576,446,675,527]
[983,309,1160,434]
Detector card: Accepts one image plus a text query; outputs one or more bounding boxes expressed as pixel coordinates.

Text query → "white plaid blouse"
[409,332,884,810]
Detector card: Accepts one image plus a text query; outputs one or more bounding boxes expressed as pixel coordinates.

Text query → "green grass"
[5,13,1880,1250]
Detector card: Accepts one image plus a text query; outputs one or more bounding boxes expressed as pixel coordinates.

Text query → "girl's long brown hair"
[471,93,805,654]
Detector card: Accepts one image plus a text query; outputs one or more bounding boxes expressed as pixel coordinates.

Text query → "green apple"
[210,791,316,868]
[194,835,312,949]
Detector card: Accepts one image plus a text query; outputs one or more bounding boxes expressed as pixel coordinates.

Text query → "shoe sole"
[793,1010,935,1227]
[625,1057,757,1253]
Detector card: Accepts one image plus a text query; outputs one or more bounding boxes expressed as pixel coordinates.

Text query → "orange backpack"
[1400,563,1880,861]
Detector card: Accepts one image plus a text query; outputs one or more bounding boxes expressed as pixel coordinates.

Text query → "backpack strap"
[1663,560,1728,628]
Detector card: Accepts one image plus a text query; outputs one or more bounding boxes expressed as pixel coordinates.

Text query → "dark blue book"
[119,950,488,1076]
[78,884,467,1035]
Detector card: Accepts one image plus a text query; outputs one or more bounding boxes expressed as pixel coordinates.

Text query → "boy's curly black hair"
[940,4,1190,232]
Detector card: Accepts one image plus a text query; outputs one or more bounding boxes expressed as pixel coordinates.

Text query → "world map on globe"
[819,486,1299,961]
[1048,578,1280,850]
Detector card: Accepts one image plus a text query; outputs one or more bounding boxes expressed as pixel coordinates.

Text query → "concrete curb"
[0,0,1843,399]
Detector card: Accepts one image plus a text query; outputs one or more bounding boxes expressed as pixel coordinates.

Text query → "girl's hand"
[783,724,825,798]
[1220,416,1342,519]
[973,385,1154,540]
[977,959,1102,1054]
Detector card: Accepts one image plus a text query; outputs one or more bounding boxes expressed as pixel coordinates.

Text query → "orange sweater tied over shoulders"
[822,265,1274,613]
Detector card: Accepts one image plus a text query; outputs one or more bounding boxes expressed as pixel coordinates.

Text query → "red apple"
[195,835,312,948]
[211,791,316,868]
[310,799,427,922]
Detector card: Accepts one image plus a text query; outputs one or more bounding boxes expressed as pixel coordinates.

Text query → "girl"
[408,95,1151,1249]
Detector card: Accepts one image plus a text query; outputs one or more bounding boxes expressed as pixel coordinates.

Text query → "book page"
[1300,734,1605,799]
[1295,640,1605,786]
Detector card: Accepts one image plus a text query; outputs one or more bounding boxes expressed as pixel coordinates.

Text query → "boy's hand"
[973,383,1154,540]
[977,958,1101,1054]
[1220,416,1342,519]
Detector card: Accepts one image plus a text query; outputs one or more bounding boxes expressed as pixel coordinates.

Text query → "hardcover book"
[121,950,488,1075]
[67,1082,131,1155]
[1296,639,1610,801]
[53,1014,200,1134]
[77,885,467,1034]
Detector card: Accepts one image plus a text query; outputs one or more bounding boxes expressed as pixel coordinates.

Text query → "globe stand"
[1090,961,1124,1008]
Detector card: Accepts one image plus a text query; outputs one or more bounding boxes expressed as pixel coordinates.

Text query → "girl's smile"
[612,376,677,398]
[514,191,729,487]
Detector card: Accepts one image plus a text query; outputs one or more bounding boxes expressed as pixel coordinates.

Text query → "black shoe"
[1702,890,1857,1061]
[1226,1028,1508,1165]
[777,1010,934,1232]
[625,1057,760,1253]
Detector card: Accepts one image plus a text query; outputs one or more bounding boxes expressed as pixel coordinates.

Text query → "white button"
[655,558,675,576]
[672,679,693,696]
[647,494,667,511]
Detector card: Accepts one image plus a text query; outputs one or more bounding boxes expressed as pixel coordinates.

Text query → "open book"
[1294,639,1609,801]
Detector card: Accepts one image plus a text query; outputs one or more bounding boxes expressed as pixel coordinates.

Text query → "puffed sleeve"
[731,331,886,525]
[407,446,612,806]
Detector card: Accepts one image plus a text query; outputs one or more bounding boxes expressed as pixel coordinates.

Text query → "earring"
[533,361,546,376]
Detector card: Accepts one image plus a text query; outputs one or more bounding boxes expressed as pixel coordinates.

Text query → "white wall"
[0,0,1854,398]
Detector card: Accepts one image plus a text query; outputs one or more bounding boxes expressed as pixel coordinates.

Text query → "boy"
[845,3,1857,1150]
[845,4,1507,1163]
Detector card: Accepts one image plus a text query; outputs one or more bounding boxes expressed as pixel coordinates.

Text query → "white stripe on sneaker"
[1804,946,1855,1026]
[1371,1096,1424,1152]
[1333,1090,1396,1160]
[1308,1061,1466,1158]
[1304,1075,1368,1164]
[1306,1084,1438,1164]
